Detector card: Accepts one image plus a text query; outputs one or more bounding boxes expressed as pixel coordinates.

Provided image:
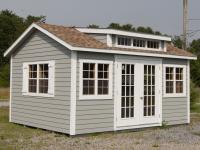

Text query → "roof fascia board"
[76,28,172,42]
[71,46,197,60]
[4,23,73,57]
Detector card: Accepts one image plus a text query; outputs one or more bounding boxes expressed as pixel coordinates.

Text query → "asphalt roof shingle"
[37,23,195,58]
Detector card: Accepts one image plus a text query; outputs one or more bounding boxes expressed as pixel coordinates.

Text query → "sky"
[0,0,200,40]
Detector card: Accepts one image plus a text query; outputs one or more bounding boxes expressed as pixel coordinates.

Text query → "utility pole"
[183,0,188,50]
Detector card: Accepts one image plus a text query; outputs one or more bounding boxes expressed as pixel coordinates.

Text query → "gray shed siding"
[76,52,114,134]
[11,30,71,134]
[162,59,188,125]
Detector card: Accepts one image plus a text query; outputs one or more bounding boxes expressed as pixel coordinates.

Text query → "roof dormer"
[76,28,171,52]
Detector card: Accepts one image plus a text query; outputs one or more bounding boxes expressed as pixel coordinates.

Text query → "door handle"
[140,97,143,100]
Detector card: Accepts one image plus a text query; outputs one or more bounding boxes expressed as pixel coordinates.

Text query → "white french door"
[115,59,162,127]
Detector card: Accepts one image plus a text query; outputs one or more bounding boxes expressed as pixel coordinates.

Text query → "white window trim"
[79,59,113,100]
[22,60,55,97]
[163,64,186,97]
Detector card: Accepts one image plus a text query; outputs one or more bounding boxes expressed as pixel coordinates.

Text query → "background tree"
[172,36,183,49]
[0,9,45,87]
[87,24,99,28]
[107,22,161,35]
[189,39,200,86]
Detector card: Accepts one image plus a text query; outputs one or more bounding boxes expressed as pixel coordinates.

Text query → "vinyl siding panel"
[11,30,71,134]
[76,52,114,135]
[162,59,189,125]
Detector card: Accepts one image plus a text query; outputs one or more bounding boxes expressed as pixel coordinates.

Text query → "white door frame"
[114,56,162,130]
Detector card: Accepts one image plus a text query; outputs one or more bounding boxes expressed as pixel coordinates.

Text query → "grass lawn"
[1,107,200,149]
[0,87,9,100]
[191,103,200,113]
[0,107,53,149]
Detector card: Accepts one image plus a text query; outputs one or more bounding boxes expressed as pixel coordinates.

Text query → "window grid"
[147,40,159,49]
[98,64,109,95]
[82,63,95,95]
[118,37,131,46]
[29,64,37,93]
[176,68,183,93]
[121,64,135,119]
[82,62,111,97]
[133,39,145,47]
[144,65,155,117]
[28,64,49,94]
[165,67,184,95]
[39,64,49,94]
[117,36,160,50]
[166,67,174,94]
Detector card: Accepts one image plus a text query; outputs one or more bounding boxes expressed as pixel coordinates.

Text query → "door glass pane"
[121,64,134,118]
[144,65,155,117]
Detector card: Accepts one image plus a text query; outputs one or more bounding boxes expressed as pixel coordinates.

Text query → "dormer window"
[147,40,159,49]
[116,36,162,50]
[133,39,145,48]
[118,37,131,46]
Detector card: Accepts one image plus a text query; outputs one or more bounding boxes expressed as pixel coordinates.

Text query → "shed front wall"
[162,59,189,125]
[75,53,189,134]
[11,30,71,134]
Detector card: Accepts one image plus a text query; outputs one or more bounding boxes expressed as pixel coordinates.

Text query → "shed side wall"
[11,30,71,134]
[162,59,189,125]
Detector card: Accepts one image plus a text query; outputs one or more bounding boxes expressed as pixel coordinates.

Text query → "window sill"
[79,95,112,100]
[22,92,54,98]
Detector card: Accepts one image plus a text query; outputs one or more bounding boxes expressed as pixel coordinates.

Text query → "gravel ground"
[26,115,200,150]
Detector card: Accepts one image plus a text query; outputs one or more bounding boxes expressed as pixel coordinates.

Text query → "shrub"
[0,64,10,87]
[190,81,200,105]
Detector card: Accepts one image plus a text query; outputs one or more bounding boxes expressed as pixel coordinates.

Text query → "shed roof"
[4,23,196,60]
[37,23,195,58]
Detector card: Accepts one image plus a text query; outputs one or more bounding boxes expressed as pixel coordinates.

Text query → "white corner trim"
[187,60,190,123]
[76,28,172,41]
[70,51,77,135]
[158,63,163,124]
[113,57,118,131]
[9,55,13,122]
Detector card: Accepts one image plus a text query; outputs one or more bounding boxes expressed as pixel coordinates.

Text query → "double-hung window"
[22,61,55,97]
[164,65,186,97]
[80,60,113,99]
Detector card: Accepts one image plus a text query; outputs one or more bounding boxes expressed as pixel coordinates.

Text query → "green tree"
[0,64,10,87]
[189,39,200,86]
[172,36,183,49]
[0,10,45,87]
[121,24,135,32]
[108,23,121,30]
[25,15,46,26]
[87,24,99,28]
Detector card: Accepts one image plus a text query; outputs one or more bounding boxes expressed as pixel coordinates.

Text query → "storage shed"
[4,23,196,135]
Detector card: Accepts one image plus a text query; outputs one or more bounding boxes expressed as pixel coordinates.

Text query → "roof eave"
[71,47,197,60]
